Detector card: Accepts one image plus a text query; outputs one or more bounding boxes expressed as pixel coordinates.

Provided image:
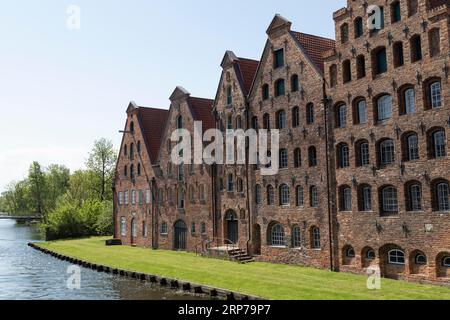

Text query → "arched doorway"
[224,210,238,244]
[174,220,187,251]
[252,224,261,255]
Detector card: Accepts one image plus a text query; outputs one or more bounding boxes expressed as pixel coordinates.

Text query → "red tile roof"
[188,97,215,131]
[236,58,259,95]
[137,107,169,163]
[291,31,335,74]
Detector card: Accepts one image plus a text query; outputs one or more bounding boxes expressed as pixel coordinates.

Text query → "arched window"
[340,186,352,211]
[337,143,350,168]
[271,224,286,246]
[294,148,302,168]
[124,165,128,177]
[130,121,135,133]
[189,185,195,202]
[428,128,446,159]
[407,0,418,16]
[311,227,321,249]
[388,249,405,265]
[402,132,419,162]
[160,221,168,235]
[279,184,290,206]
[376,95,392,122]
[354,17,364,38]
[432,180,450,211]
[377,139,395,167]
[226,85,232,105]
[176,115,183,129]
[178,163,184,181]
[336,104,347,128]
[306,103,314,124]
[236,178,243,193]
[372,47,387,76]
[235,116,242,129]
[405,182,422,212]
[356,140,370,167]
[354,98,367,124]
[443,256,450,267]
[380,186,398,214]
[130,164,135,179]
[124,144,128,156]
[345,246,356,258]
[429,81,442,109]
[227,173,234,192]
[356,55,366,79]
[263,113,270,130]
[274,49,284,68]
[292,106,300,128]
[340,23,349,44]
[310,186,318,208]
[366,249,376,260]
[255,184,262,205]
[342,60,351,83]
[199,185,205,201]
[279,149,288,169]
[267,185,275,205]
[251,116,259,130]
[429,28,441,57]
[358,184,372,211]
[296,186,304,207]
[329,65,337,88]
[178,189,185,209]
[227,114,233,130]
[415,253,427,265]
[399,86,415,115]
[137,141,141,154]
[137,163,141,176]
[393,42,404,68]
[390,1,401,23]
[262,84,270,100]
[276,110,286,129]
[130,143,135,160]
[291,74,299,92]
[410,35,422,62]
[308,146,317,167]
[292,226,301,248]
[131,219,137,238]
[275,79,285,97]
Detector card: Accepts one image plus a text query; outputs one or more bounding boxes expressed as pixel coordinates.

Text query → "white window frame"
[279,185,290,206]
[430,82,442,108]
[405,88,415,114]
[124,191,129,205]
[388,249,405,265]
[271,224,286,246]
[377,95,393,121]
[120,217,126,237]
[145,189,151,204]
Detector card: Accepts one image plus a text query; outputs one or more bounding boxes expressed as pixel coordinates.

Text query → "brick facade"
[114,2,450,285]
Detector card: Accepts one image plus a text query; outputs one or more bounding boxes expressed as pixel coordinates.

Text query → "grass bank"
[38,237,450,300]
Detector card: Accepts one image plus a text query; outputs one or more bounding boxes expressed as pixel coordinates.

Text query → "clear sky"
[0,0,346,192]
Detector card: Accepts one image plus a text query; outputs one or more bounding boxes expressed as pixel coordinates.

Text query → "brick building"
[113,1,450,284]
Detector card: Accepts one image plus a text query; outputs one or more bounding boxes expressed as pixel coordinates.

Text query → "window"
[201,222,206,235]
[340,23,349,44]
[354,99,367,124]
[292,226,301,248]
[354,17,364,38]
[227,173,234,192]
[277,110,286,129]
[343,60,351,83]
[429,129,446,159]
[415,254,427,265]
[275,79,285,97]
[262,84,270,100]
[400,87,415,115]
[227,114,233,130]
[191,222,196,235]
[199,185,205,202]
[236,178,243,193]
[393,42,404,68]
[118,191,123,205]
[130,164,135,180]
[279,149,288,169]
[373,47,387,76]
[139,190,144,205]
[310,186,318,208]
[430,81,442,109]
[296,186,304,207]
[137,163,141,176]
[178,163,184,181]
[130,121,135,133]
[124,190,129,205]
[408,0,418,16]
[263,113,270,130]
[124,165,128,177]
[376,95,392,122]
[381,186,398,214]
[120,217,126,236]
[142,221,147,238]
[235,116,242,129]
[429,28,441,57]
[356,140,370,167]
[271,224,285,246]
[340,186,352,211]
[161,222,168,235]
[176,115,183,129]
[226,86,232,105]
[267,185,275,205]
[137,141,141,154]
[403,133,419,161]
[292,107,300,128]
[294,148,302,168]
[433,180,450,211]
[130,143,135,160]
[329,65,337,88]
[131,189,136,205]
[406,183,422,211]
[146,189,151,204]
[443,257,450,267]
[366,250,376,260]
[279,184,290,206]
[359,185,372,211]
[338,144,350,168]
[178,189,185,209]
[336,104,347,128]
[410,35,422,62]
[131,219,137,238]
[356,55,366,79]
[189,185,195,202]
[124,144,128,156]
[345,247,356,258]
[308,147,317,167]
[291,74,299,92]
[306,103,314,124]
[158,189,163,206]
[391,1,401,23]
[274,49,284,69]
[311,227,321,249]
[251,116,259,130]
[255,184,262,205]
[388,249,405,265]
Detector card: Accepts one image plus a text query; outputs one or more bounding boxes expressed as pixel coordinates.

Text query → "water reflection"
[0,219,205,300]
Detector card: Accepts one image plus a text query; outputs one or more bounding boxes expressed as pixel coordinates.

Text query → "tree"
[28,162,47,216]
[86,138,117,201]
[45,164,70,212]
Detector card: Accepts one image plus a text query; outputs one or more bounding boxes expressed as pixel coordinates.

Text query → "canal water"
[0,219,204,300]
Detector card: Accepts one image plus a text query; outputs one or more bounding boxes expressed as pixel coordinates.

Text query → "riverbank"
[36,237,450,300]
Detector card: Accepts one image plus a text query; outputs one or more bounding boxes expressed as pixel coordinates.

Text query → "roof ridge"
[291,30,335,43]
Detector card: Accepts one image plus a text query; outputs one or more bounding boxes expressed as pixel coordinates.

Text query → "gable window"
[279,149,288,169]
[429,28,441,57]
[124,144,128,156]
[354,17,364,38]
[380,186,398,214]
[263,113,270,130]
[340,23,349,44]
[372,47,387,76]
[356,55,366,79]
[296,186,304,207]
[274,49,284,69]
[388,249,405,265]
[376,95,392,122]
[306,103,315,124]
[279,184,290,206]
[176,115,183,129]
[292,106,300,128]
[262,84,270,100]
[124,165,128,177]
[378,139,395,167]
[358,185,372,211]
[130,164,135,180]
[393,42,404,68]
[277,110,286,129]
[410,35,422,62]
[226,85,232,105]
[391,1,401,23]
[291,74,299,92]
[310,186,318,208]
[308,147,317,167]
[294,148,302,168]
[130,143,135,160]
[275,79,285,97]
[130,122,135,133]
[292,226,301,248]
[271,224,286,246]
[329,64,337,88]
[343,60,351,83]
[137,141,141,154]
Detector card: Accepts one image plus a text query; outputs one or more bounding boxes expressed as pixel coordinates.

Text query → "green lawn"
[38,237,450,300]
